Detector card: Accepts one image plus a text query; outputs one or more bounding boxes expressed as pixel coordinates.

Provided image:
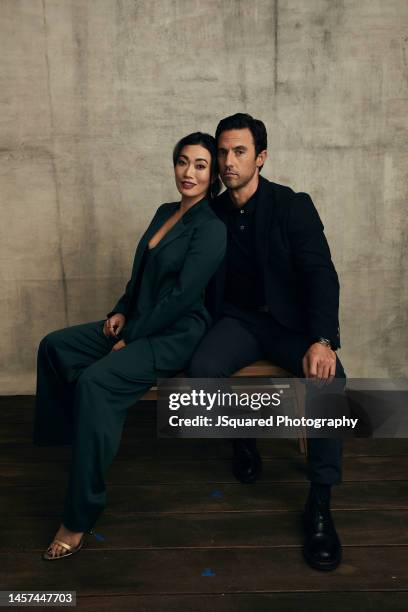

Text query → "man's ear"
[256,149,267,168]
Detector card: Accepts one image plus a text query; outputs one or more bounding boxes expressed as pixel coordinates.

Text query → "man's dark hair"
[173,132,221,200]
[215,113,267,171]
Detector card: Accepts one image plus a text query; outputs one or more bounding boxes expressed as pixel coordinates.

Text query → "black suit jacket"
[205,175,341,350]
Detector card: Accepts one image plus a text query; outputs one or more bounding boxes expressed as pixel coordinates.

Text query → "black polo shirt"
[223,185,265,309]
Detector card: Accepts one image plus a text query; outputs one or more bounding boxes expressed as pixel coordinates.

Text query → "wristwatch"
[316,337,332,349]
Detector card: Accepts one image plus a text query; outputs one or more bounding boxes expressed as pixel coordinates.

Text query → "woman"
[34,132,226,560]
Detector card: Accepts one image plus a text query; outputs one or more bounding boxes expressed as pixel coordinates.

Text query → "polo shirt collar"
[226,183,259,215]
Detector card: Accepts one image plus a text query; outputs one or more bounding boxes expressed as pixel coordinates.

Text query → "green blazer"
[107,197,226,371]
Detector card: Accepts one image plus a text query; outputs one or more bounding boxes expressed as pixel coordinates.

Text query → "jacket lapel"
[127,203,177,296]
[148,217,189,260]
[148,197,210,260]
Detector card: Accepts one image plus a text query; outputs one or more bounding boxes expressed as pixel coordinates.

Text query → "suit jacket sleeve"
[121,219,226,344]
[287,192,341,349]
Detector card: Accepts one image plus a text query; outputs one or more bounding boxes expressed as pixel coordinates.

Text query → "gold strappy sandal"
[42,531,92,561]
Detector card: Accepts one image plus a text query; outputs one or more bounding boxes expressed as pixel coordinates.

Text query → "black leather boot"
[302,485,342,571]
[232,438,262,484]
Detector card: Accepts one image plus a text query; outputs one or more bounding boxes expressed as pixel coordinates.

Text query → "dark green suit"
[108,198,226,370]
[33,198,226,531]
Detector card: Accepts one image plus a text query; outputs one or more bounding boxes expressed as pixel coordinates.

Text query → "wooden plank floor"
[0,396,407,611]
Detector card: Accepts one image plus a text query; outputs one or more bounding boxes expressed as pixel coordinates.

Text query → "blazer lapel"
[148,217,189,260]
[148,197,210,260]
[127,203,177,295]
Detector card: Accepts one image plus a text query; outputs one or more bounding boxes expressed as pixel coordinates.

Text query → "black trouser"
[34,320,179,532]
[188,303,346,485]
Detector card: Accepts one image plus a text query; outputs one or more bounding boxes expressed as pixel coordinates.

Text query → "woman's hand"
[111,339,126,351]
[103,314,126,338]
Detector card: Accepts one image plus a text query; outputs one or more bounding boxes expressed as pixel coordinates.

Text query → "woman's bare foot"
[46,523,84,558]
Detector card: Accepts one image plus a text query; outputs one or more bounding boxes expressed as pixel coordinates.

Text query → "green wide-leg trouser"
[33,320,178,532]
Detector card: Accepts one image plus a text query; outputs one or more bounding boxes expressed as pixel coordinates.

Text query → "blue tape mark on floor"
[211,490,223,498]
[201,568,216,577]
[93,532,105,542]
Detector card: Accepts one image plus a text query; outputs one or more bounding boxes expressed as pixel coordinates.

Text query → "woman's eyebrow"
[178,154,209,163]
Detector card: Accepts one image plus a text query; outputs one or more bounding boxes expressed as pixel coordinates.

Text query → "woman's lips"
[181,181,196,189]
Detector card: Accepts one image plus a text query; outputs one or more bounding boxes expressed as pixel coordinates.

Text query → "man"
[188,113,346,571]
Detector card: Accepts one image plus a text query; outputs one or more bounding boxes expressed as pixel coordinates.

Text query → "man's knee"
[187,353,214,377]
[335,355,346,380]
[187,350,232,378]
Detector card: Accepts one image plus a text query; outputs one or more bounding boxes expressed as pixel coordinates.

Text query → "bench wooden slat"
[140,361,307,456]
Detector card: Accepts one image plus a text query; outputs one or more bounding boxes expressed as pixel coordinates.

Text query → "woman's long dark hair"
[173,132,221,200]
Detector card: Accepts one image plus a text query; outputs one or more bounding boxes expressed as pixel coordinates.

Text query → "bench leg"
[294,379,307,456]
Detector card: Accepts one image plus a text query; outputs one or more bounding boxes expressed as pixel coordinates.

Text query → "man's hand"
[302,342,336,386]
[111,339,126,351]
[103,314,126,339]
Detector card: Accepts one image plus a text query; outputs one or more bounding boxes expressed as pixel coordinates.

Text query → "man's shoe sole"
[232,469,260,484]
[302,547,342,571]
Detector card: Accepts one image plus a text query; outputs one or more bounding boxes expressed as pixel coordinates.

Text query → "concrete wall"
[1,0,407,393]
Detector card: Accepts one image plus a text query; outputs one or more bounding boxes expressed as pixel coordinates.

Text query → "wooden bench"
[142,360,307,456]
